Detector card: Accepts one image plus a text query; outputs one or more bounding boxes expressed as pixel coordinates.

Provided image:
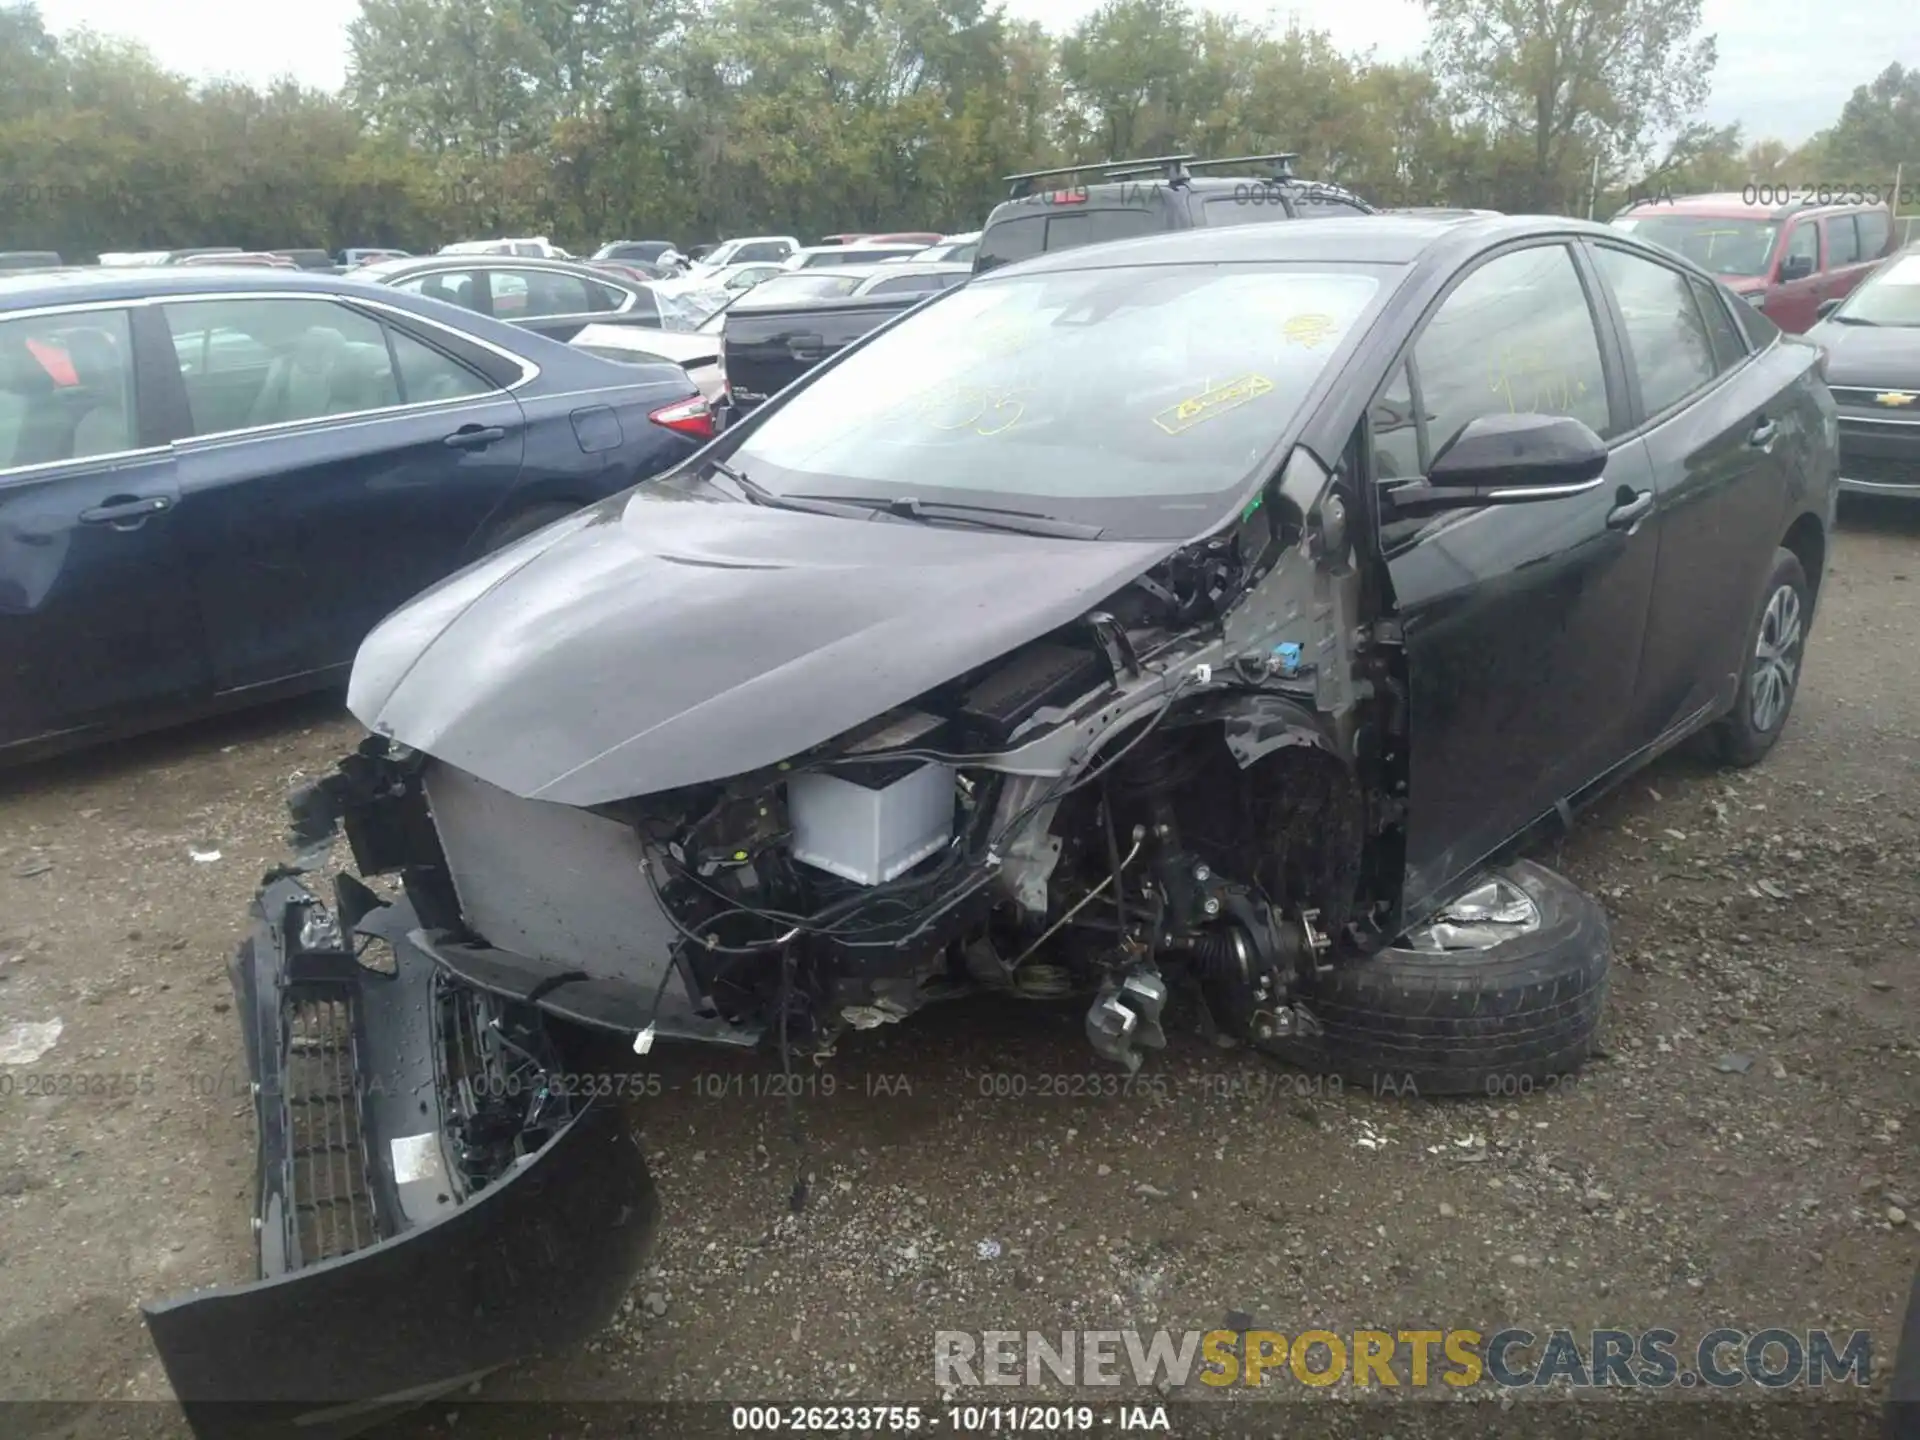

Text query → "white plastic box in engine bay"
[787,760,956,886]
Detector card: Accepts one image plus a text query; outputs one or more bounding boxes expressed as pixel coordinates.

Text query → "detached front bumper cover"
[142,876,658,1440]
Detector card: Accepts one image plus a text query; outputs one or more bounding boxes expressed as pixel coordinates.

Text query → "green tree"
[1422,0,1717,211]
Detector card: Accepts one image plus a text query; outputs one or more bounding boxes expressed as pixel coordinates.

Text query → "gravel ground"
[1,500,1915,1439]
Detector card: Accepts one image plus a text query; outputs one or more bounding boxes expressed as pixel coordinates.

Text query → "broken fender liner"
[141,879,659,1440]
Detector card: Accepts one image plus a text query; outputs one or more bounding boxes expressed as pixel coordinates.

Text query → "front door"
[1585,241,1789,749]
[0,305,207,748]
[1370,241,1659,917]
[156,294,527,693]
[1765,218,1824,333]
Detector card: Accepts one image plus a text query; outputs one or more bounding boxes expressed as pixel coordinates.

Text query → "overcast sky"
[31,0,1914,150]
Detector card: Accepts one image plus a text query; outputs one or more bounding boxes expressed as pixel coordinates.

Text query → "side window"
[0,309,137,470]
[1412,244,1613,456]
[397,270,486,314]
[1592,247,1720,417]
[1369,360,1420,481]
[975,215,1045,271]
[583,278,629,314]
[488,271,530,316]
[162,297,400,435]
[1824,214,1860,267]
[512,270,595,317]
[1781,221,1818,276]
[1687,276,1748,373]
[622,284,659,322]
[1857,209,1892,259]
[386,327,494,404]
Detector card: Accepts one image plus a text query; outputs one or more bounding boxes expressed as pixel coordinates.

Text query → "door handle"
[786,333,824,360]
[1605,489,1654,530]
[79,495,172,527]
[1748,418,1779,452]
[445,425,506,449]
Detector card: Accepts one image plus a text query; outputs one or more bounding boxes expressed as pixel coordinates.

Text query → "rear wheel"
[1712,547,1809,768]
[1259,859,1611,1097]
[481,501,578,554]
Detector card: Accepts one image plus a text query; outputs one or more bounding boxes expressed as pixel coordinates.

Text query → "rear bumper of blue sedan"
[141,875,658,1440]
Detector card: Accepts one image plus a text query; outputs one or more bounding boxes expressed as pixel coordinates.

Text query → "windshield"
[1834,252,1920,325]
[736,273,866,306]
[1619,216,1780,277]
[728,263,1389,541]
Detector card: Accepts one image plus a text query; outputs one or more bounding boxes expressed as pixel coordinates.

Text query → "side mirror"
[1386,413,1608,517]
[1780,253,1814,283]
[1816,296,1842,319]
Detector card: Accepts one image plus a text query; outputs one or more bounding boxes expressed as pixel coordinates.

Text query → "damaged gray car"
[144,213,1838,1433]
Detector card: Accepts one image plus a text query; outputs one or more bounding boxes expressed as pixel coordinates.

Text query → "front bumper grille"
[283,992,377,1266]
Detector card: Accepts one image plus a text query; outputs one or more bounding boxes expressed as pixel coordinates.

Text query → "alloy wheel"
[1750,582,1803,734]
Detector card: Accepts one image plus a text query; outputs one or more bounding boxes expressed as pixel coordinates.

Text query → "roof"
[0,265,396,313]
[993,212,1552,275]
[1622,191,1890,221]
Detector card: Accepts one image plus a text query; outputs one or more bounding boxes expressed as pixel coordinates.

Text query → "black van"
[972,152,1371,273]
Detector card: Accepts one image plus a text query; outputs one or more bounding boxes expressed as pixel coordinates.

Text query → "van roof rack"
[1002,151,1303,197]
[1186,153,1299,180]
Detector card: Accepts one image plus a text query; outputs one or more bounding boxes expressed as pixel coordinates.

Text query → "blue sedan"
[0,266,714,760]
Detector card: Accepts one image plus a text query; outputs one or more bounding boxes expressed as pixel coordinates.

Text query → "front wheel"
[1258,860,1611,1097]
[1712,547,1810,768]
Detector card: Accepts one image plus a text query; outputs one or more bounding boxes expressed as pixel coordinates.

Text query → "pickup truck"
[720,263,969,413]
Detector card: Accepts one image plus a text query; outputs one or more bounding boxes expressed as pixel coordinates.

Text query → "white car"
[699,261,789,292]
[439,236,574,259]
[899,231,980,265]
[689,236,801,272]
[570,319,727,405]
[782,242,926,270]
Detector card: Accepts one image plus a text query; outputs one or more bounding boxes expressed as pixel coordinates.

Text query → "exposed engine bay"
[298,450,1414,1074]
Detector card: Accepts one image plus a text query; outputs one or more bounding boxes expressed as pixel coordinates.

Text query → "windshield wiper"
[702,462,894,519]
[782,493,1106,540]
[1828,313,1878,325]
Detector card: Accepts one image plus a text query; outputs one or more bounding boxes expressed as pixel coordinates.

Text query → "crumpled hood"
[348,485,1180,805]
[1807,321,1920,388]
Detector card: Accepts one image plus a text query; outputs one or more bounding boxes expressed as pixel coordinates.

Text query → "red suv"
[1612,192,1896,332]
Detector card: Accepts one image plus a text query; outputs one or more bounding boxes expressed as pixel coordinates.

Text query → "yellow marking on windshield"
[1154,373,1275,435]
[910,382,1029,436]
[1282,313,1339,347]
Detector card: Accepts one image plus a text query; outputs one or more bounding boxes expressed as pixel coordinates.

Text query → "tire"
[1712,546,1810,768]
[481,501,578,554]
[1261,859,1610,1097]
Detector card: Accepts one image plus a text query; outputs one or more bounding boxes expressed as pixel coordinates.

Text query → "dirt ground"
[1,500,1915,1439]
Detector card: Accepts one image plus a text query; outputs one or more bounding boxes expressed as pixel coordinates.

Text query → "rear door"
[1819,212,1879,308]
[157,294,527,692]
[1372,241,1658,916]
[1585,242,1792,748]
[0,304,206,748]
